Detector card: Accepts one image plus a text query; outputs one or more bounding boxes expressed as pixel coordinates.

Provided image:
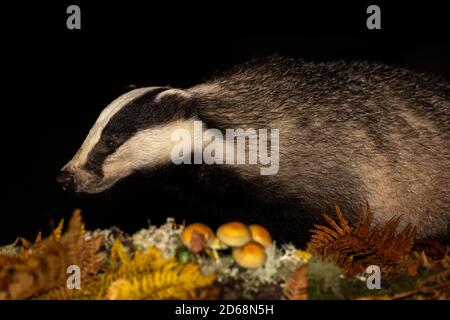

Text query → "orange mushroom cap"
[248,224,272,247]
[232,241,267,269]
[181,223,214,253]
[216,222,251,247]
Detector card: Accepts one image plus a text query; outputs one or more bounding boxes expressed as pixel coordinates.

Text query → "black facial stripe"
[102,87,191,135]
[83,87,195,176]
[84,154,107,177]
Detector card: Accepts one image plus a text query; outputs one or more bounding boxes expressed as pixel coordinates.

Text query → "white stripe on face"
[64,87,158,170]
[101,119,197,177]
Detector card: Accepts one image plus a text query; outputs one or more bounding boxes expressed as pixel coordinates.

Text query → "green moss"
[308,257,344,299]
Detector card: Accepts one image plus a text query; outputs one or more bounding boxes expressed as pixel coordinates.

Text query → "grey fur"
[188,57,450,239]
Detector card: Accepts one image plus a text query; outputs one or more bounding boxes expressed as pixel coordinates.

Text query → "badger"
[57,57,450,243]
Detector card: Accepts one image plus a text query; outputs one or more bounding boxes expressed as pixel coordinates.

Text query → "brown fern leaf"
[283,265,308,300]
[0,210,105,300]
[34,286,73,300]
[79,236,106,276]
[308,205,416,275]
[0,254,24,267]
[354,205,373,238]
[56,209,84,264]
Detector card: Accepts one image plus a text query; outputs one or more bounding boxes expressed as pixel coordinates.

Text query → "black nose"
[56,171,76,191]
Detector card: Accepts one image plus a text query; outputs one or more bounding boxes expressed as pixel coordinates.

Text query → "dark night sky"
[0,1,449,244]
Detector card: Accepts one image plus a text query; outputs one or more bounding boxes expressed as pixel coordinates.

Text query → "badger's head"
[56,87,196,193]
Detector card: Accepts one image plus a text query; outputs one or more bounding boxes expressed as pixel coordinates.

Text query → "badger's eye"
[105,138,117,149]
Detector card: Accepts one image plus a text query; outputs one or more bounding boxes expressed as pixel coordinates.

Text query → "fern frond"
[283,265,308,300]
[106,262,215,300]
[308,205,416,275]
[34,287,73,300]
[0,210,105,300]
[79,241,215,300]
[52,219,64,241]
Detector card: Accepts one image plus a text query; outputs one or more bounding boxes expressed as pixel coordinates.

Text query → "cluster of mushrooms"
[181,222,272,269]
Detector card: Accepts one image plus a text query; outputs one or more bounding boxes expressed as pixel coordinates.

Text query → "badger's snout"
[56,170,77,192]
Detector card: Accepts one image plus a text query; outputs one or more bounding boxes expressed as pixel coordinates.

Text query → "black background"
[0,1,449,245]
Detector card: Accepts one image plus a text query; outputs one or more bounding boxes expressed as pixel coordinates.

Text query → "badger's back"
[189,58,450,240]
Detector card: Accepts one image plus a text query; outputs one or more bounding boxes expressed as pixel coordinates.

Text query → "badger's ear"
[154,88,192,104]
[154,88,196,118]
[118,83,139,94]
[126,83,138,91]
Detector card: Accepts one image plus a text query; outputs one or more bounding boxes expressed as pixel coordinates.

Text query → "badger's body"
[58,57,450,243]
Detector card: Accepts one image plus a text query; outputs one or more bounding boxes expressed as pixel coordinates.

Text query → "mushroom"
[232,241,267,269]
[206,236,228,260]
[181,223,214,253]
[216,222,251,247]
[248,224,272,247]
[208,236,228,250]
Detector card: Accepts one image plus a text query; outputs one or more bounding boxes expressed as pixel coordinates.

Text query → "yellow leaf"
[52,219,64,241]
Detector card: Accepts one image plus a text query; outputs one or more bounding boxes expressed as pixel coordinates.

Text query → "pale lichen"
[0,243,20,255]
[131,218,183,258]
[197,241,306,298]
